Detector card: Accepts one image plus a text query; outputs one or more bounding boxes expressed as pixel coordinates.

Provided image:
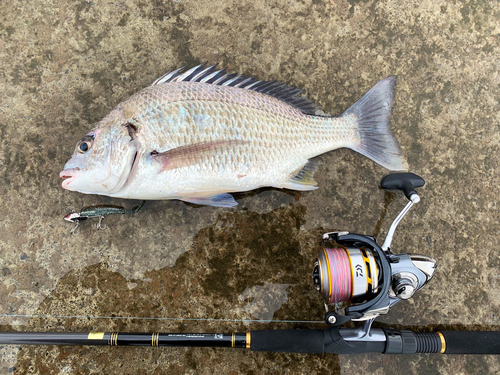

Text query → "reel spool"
[313,247,379,304]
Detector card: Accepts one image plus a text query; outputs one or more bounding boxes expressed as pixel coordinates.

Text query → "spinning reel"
[312,173,437,326]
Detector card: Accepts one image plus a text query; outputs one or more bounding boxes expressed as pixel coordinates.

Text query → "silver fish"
[60,64,407,207]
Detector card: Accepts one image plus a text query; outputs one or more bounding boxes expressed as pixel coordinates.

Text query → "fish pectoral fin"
[181,193,238,208]
[281,160,320,191]
[151,140,247,171]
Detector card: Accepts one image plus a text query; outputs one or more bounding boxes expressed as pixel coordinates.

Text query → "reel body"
[312,173,436,325]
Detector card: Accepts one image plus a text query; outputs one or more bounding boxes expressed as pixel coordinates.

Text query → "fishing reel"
[312,173,437,326]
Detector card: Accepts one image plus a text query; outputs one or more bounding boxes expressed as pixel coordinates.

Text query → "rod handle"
[250,329,325,353]
[440,331,500,355]
[383,329,500,354]
[250,328,386,354]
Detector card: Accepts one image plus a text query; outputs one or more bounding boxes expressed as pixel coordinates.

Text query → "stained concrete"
[0,0,499,373]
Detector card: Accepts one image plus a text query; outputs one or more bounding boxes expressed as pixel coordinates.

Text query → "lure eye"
[77,136,94,154]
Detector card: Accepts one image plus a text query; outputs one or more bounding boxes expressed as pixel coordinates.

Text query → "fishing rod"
[1,327,499,354]
[2,173,500,355]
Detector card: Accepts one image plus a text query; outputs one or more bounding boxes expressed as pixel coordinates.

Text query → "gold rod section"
[151,333,159,347]
[88,332,104,340]
[246,332,251,349]
[110,332,118,346]
[231,333,235,348]
[437,332,446,354]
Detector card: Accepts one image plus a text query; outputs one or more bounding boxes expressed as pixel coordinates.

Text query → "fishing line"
[0,314,323,324]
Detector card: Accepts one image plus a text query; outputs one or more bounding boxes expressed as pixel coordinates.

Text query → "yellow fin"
[282,160,320,191]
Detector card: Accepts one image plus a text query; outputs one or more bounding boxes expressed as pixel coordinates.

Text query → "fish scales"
[60,65,407,207]
[129,84,354,165]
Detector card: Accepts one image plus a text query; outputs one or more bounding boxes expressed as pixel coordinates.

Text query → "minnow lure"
[64,201,146,235]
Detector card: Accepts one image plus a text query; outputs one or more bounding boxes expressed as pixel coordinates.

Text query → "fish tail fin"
[343,76,408,171]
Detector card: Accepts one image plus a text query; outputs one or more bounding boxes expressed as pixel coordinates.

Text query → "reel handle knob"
[380,173,425,201]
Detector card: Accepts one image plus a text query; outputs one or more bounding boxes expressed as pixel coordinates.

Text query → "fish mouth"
[60,168,80,189]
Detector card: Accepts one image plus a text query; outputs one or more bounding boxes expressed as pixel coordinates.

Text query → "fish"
[60,64,407,207]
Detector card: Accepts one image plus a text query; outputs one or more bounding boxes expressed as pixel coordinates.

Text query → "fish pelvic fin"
[281,160,320,191]
[181,193,238,207]
[151,140,247,171]
[343,76,408,171]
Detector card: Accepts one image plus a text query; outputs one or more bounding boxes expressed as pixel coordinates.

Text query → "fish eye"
[79,142,90,152]
[77,136,94,154]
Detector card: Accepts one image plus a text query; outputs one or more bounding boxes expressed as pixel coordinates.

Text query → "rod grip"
[440,331,500,355]
[250,328,386,354]
[385,330,500,354]
[250,329,325,353]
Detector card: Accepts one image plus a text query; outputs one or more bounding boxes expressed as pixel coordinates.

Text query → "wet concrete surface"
[0,0,499,373]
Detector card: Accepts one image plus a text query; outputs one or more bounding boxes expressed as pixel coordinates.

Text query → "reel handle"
[380,173,425,201]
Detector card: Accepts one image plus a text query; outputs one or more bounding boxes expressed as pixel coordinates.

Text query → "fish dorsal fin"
[151,63,319,115]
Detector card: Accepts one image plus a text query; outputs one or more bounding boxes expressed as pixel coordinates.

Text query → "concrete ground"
[0,0,499,373]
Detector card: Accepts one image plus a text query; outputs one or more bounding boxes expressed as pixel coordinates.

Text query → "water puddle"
[236,282,291,322]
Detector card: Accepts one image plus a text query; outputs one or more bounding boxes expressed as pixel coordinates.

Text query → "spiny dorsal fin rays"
[152,67,185,85]
[172,65,203,82]
[150,63,320,115]
[212,72,237,85]
[191,64,219,82]
[233,77,253,88]
[200,67,227,84]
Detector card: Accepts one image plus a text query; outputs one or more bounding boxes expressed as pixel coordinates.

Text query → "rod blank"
[0,332,247,348]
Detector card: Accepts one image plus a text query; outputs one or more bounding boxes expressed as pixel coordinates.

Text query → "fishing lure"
[64,201,146,235]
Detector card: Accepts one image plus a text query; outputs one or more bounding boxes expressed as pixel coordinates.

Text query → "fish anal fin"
[181,193,237,207]
[282,160,320,191]
[152,140,246,171]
